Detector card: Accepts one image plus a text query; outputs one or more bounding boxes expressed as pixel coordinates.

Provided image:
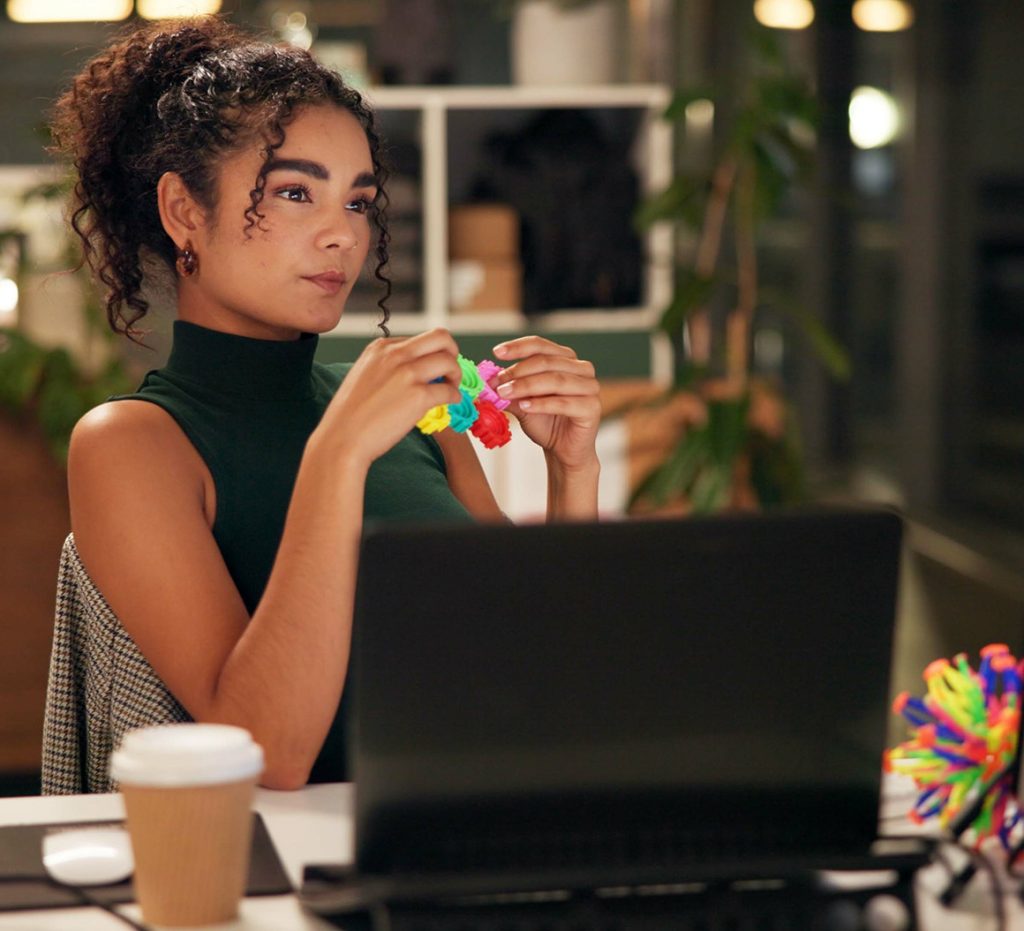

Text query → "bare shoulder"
[71,397,181,454]
[69,399,214,543]
[70,399,202,479]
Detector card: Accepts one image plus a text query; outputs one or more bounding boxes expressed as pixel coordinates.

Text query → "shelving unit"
[327,84,673,380]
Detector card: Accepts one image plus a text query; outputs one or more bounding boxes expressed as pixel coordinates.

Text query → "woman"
[52,17,601,789]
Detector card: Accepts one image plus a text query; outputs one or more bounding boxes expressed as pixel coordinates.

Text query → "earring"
[175,241,198,277]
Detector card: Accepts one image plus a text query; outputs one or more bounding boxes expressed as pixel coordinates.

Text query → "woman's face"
[180,104,377,340]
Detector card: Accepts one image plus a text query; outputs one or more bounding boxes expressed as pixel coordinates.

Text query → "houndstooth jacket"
[41,533,191,794]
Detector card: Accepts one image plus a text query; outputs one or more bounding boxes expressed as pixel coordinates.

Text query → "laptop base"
[300,838,931,931]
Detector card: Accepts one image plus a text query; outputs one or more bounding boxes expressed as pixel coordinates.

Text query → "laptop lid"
[349,506,903,877]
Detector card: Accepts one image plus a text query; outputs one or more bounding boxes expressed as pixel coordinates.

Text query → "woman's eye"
[277,185,311,203]
[346,196,373,215]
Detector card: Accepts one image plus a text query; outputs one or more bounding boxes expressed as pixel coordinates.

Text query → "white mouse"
[42,827,134,886]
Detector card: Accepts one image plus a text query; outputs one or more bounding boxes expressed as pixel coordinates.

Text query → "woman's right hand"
[316,327,463,469]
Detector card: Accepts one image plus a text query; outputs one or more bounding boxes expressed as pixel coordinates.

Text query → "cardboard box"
[449,204,520,261]
[449,259,522,312]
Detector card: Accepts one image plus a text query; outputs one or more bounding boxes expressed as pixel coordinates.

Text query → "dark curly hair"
[49,16,391,339]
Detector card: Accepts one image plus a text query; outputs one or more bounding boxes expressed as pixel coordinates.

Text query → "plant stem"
[728,158,759,385]
[687,155,737,367]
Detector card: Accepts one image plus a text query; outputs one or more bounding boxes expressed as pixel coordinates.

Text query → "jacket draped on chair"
[41,533,191,794]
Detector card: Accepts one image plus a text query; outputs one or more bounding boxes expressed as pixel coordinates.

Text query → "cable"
[968,848,1007,931]
[0,874,151,931]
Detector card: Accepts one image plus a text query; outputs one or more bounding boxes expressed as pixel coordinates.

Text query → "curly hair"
[49,16,391,339]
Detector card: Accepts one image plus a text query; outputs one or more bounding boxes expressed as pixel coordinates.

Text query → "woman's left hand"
[491,336,601,472]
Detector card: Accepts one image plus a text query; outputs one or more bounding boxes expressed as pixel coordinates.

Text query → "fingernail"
[493,344,508,357]
[497,382,514,397]
[519,400,532,410]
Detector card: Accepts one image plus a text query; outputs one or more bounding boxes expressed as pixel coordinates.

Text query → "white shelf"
[329,307,658,337]
[330,84,673,379]
[361,84,672,110]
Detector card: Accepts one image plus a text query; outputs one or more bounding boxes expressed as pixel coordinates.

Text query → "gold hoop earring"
[176,241,198,277]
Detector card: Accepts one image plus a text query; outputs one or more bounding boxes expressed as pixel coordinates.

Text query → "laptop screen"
[349,507,903,875]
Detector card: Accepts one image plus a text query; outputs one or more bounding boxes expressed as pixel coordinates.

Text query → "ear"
[157,172,206,249]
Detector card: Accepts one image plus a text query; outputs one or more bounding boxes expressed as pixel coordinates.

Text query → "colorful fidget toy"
[885,644,1022,848]
[416,355,513,449]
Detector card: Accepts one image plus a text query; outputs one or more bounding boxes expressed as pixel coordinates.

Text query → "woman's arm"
[70,329,462,790]
[433,430,507,521]
[544,453,600,520]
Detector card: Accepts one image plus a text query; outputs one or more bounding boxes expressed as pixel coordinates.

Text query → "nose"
[317,208,361,252]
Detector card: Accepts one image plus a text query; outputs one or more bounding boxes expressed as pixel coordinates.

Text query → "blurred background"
[2,0,1023,792]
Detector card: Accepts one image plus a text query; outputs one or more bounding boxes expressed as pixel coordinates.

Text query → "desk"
[0,784,347,930]
[0,780,1020,930]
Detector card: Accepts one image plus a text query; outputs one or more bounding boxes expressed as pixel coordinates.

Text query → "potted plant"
[628,27,850,514]
[0,179,133,464]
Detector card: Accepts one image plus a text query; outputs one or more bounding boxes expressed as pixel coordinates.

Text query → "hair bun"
[139,17,240,86]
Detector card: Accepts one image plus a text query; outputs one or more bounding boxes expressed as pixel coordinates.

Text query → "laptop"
[301,506,929,924]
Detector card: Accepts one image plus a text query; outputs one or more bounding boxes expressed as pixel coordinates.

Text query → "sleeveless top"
[112,320,473,781]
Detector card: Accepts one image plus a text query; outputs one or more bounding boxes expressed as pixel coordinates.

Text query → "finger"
[496,371,601,403]
[421,380,463,409]
[492,335,577,362]
[509,395,603,419]
[393,327,459,361]
[494,356,595,385]
[407,350,463,390]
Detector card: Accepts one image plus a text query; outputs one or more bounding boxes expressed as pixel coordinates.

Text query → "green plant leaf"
[757,75,817,127]
[749,422,805,507]
[705,396,750,468]
[658,269,717,340]
[0,329,47,408]
[747,24,786,70]
[760,289,852,381]
[634,174,707,230]
[629,424,710,509]
[689,464,731,513]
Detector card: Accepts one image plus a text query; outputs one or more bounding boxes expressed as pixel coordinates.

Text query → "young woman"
[52,17,601,790]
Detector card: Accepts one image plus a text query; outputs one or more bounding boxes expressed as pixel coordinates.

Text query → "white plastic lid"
[109,723,264,788]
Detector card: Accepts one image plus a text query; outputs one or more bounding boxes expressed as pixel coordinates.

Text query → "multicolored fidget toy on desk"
[416,355,512,449]
[886,643,1022,848]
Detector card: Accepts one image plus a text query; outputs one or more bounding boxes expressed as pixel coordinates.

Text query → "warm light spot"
[0,278,18,321]
[849,86,900,149]
[137,0,220,19]
[270,9,314,49]
[684,99,715,134]
[852,0,914,32]
[753,0,815,30]
[7,0,130,21]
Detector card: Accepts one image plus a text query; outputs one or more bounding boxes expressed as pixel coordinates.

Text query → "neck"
[177,286,303,342]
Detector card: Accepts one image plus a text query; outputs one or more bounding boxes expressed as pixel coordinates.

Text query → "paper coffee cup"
[110,723,264,927]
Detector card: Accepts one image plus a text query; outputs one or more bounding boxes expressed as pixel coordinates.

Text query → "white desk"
[0,780,1020,930]
[0,784,349,930]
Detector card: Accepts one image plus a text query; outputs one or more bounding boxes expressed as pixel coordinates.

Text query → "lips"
[303,270,347,295]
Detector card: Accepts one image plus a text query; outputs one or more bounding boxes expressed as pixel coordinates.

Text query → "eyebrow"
[265,159,378,188]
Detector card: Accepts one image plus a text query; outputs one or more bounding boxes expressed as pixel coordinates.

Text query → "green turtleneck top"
[111,320,473,781]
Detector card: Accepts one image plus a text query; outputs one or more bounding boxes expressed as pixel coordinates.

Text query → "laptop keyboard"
[338,881,917,931]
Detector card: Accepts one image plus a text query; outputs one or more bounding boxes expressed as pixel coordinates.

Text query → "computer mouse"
[42,826,134,886]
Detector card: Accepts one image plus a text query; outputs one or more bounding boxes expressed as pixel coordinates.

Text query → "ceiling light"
[7,0,131,21]
[849,86,900,149]
[137,0,221,18]
[852,0,914,32]
[753,0,815,30]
